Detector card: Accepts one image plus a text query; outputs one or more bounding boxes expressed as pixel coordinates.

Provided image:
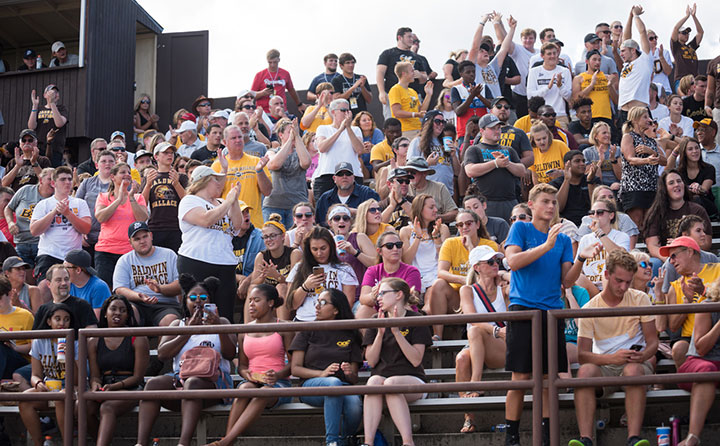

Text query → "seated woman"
[88,295,149,446]
[3,256,42,313]
[362,278,432,446]
[353,199,395,247]
[212,284,293,446]
[575,186,639,250]
[353,111,384,177]
[455,246,508,433]
[0,275,33,380]
[285,202,316,250]
[582,122,622,191]
[427,209,498,339]
[289,289,363,446]
[300,84,334,134]
[136,274,236,446]
[677,281,720,446]
[287,226,359,321]
[19,303,76,446]
[357,232,422,319]
[666,137,718,218]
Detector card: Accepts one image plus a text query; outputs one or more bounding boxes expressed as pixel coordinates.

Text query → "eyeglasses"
[638,261,650,269]
[433,119,445,125]
[335,171,353,177]
[140,99,151,104]
[412,40,420,44]
[295,212,313,219]
[510,213,530,222]
[331,215,351,222]
[455,220,475,229]
[188,294,208,302]
[541,112,557,118]
[21,137,35,143]
[395,178,410,185]
[648,36,657,41]
[378,289,398,297]
[261,233,282,241]
[368,207,381,214]
[588,209,609,216]
[338,108,351,113]
[381,241,404,250]
[669,248,688,261]
[242,105,257,110]
[198,102,211,107]
[495,104,510,110]
[316,299,332,307]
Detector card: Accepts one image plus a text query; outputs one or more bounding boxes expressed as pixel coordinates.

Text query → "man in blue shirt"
[307,53,340,102]
[63,249,111,318]
[503,183,600,446]
[315,162,380,226]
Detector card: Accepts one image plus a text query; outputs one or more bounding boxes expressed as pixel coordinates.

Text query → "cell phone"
[203,303,217,315]
[312,266,324,276]
[629,344,643,352]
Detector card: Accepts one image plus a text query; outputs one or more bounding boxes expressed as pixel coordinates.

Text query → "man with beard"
[307,53,340,103]
[315,162,379,226]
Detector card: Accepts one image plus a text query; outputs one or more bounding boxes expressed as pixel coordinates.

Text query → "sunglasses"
[295,212,313,219]
[541,112,557,118]
[599,30,611,34]
[21,137,35,143]
[510,213,530,222]
[444,94,451,99]
[495,104,511,110]
[395,178,411,185]
[335,171,353,177]
[188,294,208,302]
[679,30,690,35]
[613,25,623,29]
[482,258,499,266]
[368,207,381,214]
[198,102,211,107]
[338,108,351,113]
[455,220,475,229]
[588,209,609,216]
[316,299,332,307]
[382,241,404,250]
[648,36,657,41]
[638,261,650,269]
[261,233,282,241]
[433,119,445,125]
[141,99,151,104]
[242,105,257,110]
[111,147,126,152]
[331,215,351,222]
[669,248,688,261]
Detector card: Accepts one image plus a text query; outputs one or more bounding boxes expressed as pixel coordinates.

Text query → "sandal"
[432,335,441,342]
[679,433,701,446]
[460,391,483,398]
[460,417,476,433]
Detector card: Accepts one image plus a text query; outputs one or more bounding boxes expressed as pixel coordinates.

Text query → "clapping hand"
[31,90,40,109]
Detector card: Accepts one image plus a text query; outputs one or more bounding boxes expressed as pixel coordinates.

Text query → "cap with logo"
[2,256,30,272]
[693,118,718,132]
[334,162,354,175]
[110,130,125,141]
[135,149,152,160]
[23,49,37,59]
[478,114,502,129]
[584,33,601,44]
[128,221,150,239]
[19,129,38,140]
[388,168,415,181]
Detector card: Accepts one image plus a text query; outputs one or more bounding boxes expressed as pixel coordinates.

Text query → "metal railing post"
[531,310,543,446]
[77,330,88,446]
[547,311,560,446]
[63,329,75,446]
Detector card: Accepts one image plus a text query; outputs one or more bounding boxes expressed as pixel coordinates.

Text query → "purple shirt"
[361,262,422,292]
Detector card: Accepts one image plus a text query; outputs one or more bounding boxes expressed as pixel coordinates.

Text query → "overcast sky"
[137,0,720,99]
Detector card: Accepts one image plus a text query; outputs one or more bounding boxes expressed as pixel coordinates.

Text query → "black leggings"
[177,255,237,322]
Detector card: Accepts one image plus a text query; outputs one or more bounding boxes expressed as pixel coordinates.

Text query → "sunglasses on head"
[382,241,404,250]
[541,112,557,118]
[21,137,35,143]
[331,215,351,222]
[188,294,208,302]
[295,212,313,219]
[335,171,353,177]
[368,207,381,214]
[510,213,529,222]
[588,209,610,216]
[455,220,475,229]
[395,178,411,185]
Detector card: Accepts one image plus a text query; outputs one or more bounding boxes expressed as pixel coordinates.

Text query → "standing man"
[503,183,599,446]
[190,123,224,162]
[617,6,653,123]
[410,33,437,81]
[697,119,720,186]
[463,114,526,221]
[574,33,619,79]
[29,167,90,283]
[572,49,618,129]
[526,42,573,128]
[211,125,272,227]
[389,62,433,139]
[251,49,306,114]
[570,249,657,446]
[142,142,187,252]
[63,249,111,318]
[468,13,516,101]
[489,96,534,167]
[27,85,68,167]
[76,138,108,176]
[235,112,268,158]
[670,4,704,89]
[376,27,429,119]
[332,53,372,117]
[307,53,340,103]
[452,61,491,144]
[493,16,537,118]
[683,75,707,121]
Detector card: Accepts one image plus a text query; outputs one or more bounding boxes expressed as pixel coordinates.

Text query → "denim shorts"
[237,377,292,408]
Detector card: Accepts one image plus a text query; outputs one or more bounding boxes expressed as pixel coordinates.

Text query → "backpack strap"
[472,283,505,328]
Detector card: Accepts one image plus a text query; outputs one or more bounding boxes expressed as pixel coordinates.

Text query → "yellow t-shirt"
[529,140,570,183]
[370,140,394,163]
[577,288,654,353]
[670,263,720,337]
[439,236,498,290]
[367,223,394,246]
[300,105,332,133]
[514,115,560,133]
[211,155,270,228]
[579,71,612,120]
[388,84,421,131]
[0,306,34,358]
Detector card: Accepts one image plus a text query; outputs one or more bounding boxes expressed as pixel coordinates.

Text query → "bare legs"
[19,390,65,446]
[425,279,460,339]
[216,381,279,446]
[363,375,424,446]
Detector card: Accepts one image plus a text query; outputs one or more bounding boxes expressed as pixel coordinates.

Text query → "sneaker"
[40,417,57,435]
[505,433,521,446]
[627,437,650,446]
[569,438,593,446]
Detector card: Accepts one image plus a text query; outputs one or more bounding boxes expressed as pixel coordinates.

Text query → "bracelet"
[31,109,38,112]
[595,230,606,238]
[301,284,312,293]
[577,256,587,263]
[412,112,416,118]
[34,380,42,389]
[353,249,361,258]
[493,159,499,169]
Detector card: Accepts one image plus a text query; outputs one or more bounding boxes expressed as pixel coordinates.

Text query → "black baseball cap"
[2,256,30,272]
[23,49,37,59]
[64,249,97,276]
[19,129,38,140]
[128,221,150,238]
[422,109,443,125]
[584,33,601,44]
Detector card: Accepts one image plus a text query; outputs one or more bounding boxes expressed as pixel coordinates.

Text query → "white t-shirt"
[649,47,674,94]
[619,51,653,107]
[658,115,695,139]
[286,262,358,321]
[526,64,573,116]
[31,195,90,260]
[177,195,237,265]
[315,125,363,177]
[650,103,670,122]
[30,338,79,381]
[529,52,574,74]
[576,229,631,290]
[113,247,179,304]
[510,44,537,96]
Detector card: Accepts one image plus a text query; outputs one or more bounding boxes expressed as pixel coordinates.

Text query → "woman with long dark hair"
[667,137,717,217]
[408,111,459,196]
[286,226,358,321]
[289,288,363,446]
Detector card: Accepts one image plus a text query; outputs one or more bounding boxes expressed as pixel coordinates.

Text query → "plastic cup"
[45,379,62,392]
[656,426,670,446]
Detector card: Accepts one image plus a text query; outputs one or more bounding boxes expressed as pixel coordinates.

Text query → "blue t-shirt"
[504,221,573,310]
[71,275,112,309]
[563,285,592,343]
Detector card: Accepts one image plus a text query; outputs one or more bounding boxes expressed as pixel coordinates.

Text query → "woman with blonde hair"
[353,199,395,246]
[576,185,640,250]
[442,49,469,88]
[529,121,570,184]
[146,133,166,154]
[620,106,666,227]
[434,88,456,125]
[582,121,622,189]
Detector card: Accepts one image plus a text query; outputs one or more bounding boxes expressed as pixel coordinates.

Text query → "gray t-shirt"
[662,251,719,293]
[687,301,720,361]
[75,175,110,245]
[575,212,639,242]
[263,150,308,210]
[113,246,179,305]
[6,184,42,244]
[486,216,510,244]
[409,136,454,196]
[244,140,267,158]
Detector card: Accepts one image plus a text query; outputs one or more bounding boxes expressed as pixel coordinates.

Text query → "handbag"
[179,346,221,382]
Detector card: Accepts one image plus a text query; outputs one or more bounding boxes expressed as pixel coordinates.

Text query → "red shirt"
[251,68,294,111]
[0,218,14,246]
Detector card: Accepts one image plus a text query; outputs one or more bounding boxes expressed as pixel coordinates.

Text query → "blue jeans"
[15,243,38,268]
[261,207,293,230]
[0,343,29,380]
[300,377,362,445]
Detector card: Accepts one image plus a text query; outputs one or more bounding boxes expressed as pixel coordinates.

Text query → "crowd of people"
[1,4,720,446]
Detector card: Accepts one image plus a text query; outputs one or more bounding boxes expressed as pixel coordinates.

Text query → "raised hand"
[424,81,434,97]
[507,15,517,28]
[544,223,563,249]
[31,90,40,108]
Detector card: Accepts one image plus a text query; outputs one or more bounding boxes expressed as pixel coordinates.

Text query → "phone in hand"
[629,344,643,352]
[312,266,324,276]
[203,303,217,315]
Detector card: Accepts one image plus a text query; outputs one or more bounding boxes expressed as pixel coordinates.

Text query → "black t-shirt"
[499,56,520,107]
[486,216,510,243]
[76,158,97,176]
[331,74,369,116]
[33,295,98,332]
[144,171,189,232]
[377,48,426,93]
[500,125,532,159]
[445,58,460,81]
[568,120,592,143]
[378,194,415,231]
[549,176,602,227]
[289,329,363,383]
[190,146,221,162]
[362,310,432,379]
[682,95,706,122]
[5,157,52,191]
[645,201,711,244]
[462,142,521,201]
[35,104,69,162]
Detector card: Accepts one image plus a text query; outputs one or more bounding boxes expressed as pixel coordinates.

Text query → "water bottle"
[334,234,345,254]
[56,338,66,363]
[491,424,509,432]
[152,438,160,446]
[596,418,607,430]
[670,416,681,446]
[36,55,42,69]
[42,436,54,446]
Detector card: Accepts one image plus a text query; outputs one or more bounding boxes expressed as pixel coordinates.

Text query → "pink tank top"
[243,332,286,373]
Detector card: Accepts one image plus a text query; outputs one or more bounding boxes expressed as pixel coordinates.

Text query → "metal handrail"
[547,301,720,445]
[0,329,75,446]
[75,311,544,446]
